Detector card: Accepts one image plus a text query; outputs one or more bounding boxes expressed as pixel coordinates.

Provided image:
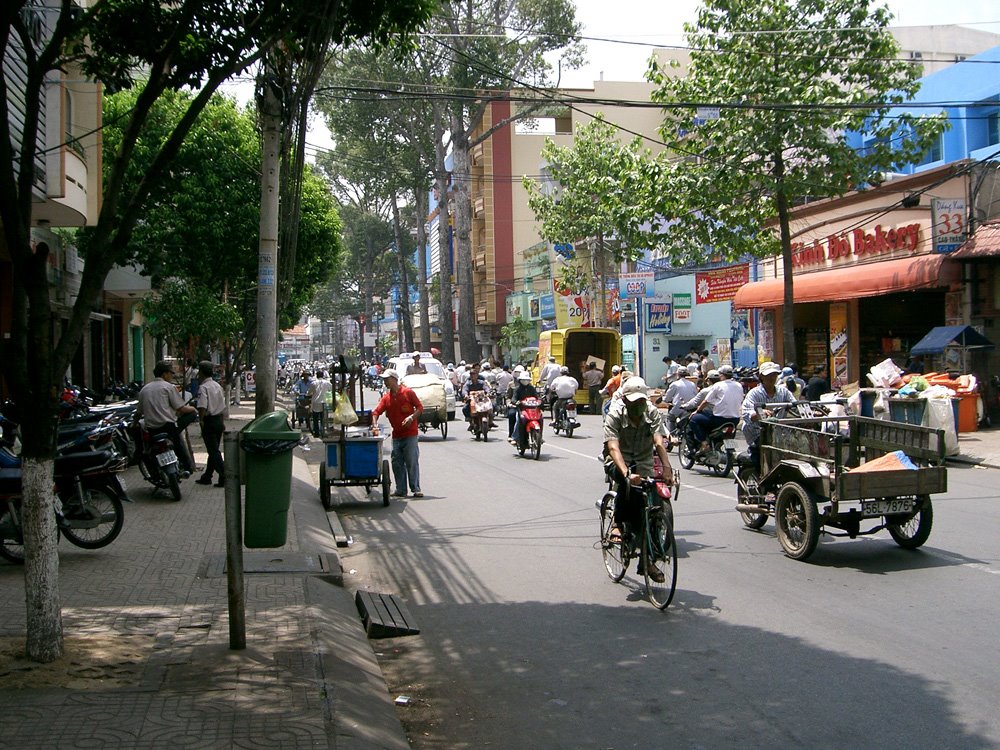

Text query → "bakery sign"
[791,222,922,268]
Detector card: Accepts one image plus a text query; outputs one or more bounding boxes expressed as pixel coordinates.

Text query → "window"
[918,134,943,165]
[989,112,1000,146]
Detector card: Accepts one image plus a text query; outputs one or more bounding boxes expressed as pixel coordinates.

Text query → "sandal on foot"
[608,526,623,544]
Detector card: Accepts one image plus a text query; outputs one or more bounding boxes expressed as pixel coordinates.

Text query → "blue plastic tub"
[343,438,381,478]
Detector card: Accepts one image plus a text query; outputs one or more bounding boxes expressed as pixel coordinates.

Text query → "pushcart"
[318,359,391,509]
[734,407,947,561]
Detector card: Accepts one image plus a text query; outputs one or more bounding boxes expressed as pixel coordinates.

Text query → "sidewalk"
[0,400,407,750]
[952,424,1000,469]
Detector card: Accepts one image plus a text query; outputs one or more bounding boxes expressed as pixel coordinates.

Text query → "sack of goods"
[470,391,493,414]
[402,373,446,413]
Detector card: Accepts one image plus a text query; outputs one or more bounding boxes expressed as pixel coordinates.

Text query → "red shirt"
[372,386,423,438]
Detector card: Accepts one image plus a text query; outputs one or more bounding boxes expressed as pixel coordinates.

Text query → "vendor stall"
[909,325,994,374]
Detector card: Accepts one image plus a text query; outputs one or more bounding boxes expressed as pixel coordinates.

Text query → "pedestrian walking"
[194,362,226,487]
[308,370,332,437]
[371,369,424,498]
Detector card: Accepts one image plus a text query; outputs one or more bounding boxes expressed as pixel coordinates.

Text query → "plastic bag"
[330,391,358,426]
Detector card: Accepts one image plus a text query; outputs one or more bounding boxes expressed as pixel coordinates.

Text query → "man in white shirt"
[136,361,198,476]
[539,356,561,389]
[663,363,699,435]
[549,366,579,424]
[690,364,743,452]
[307,370,332,437]
[194,362,227,487]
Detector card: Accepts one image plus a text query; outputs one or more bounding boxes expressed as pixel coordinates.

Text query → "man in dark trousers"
[195,362,227,487]
[136,361,197,476]
[371,369,424,498]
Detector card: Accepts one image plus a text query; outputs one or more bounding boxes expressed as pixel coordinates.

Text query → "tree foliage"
[141,279,243,352]
[642,0,947,356]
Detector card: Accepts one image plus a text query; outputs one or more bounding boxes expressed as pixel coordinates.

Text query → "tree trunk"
[451,123,478,361]
[21,458,63,662]
[254,77,281,416]
[773,162,796,363]
[391,195,415,352]
[597,231,608,328]
[415,189,432,352]
[433,128,456,365]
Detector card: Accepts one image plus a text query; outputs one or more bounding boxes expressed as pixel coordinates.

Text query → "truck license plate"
[156,450,177,467]
[862,498,913,516]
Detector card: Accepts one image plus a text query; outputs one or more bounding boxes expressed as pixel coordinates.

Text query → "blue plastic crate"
[343,438,380,478]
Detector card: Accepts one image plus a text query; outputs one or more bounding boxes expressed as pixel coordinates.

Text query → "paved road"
[325,408,1000,750]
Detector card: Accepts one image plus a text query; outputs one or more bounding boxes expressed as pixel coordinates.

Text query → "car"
[388,353,457,420]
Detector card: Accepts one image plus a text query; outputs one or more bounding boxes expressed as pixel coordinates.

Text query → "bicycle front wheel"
[643,499,678,610]
[599,492,626,582]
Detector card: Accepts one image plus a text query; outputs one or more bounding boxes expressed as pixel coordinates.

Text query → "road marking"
[545,441,734,500]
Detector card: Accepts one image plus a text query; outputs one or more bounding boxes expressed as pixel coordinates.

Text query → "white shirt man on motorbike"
[549,368,579,424]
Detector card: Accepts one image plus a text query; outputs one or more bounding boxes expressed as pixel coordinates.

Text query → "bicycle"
[599,468,679,610]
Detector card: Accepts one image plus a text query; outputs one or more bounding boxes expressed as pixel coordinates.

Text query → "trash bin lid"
[240,410,296,440]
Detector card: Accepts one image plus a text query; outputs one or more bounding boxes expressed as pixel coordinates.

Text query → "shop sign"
[539,293,556,320]
[528,296,542,320]
[645,301,672,333]
[695,265,749,303]
[673,292,692,321]
[932,198,966,253]
[619,271,655,298]
[791,222,921,268]
[620,300,636,335]
[553,280,592,328]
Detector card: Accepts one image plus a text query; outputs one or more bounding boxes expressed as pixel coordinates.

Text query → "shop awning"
[909,325,994,355]
[732,254,957,309]
[950,221,1000,259]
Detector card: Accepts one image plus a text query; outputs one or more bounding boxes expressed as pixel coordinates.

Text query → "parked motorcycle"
[468,390,494,441]
[0,444,128,563]
[674,410,738,477]
[551,397,580,438]
[129,418,185,501]
[513,397,544,460]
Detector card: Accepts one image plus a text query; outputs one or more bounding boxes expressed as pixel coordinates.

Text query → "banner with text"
[644,301,672,333]
[695,264,749,304]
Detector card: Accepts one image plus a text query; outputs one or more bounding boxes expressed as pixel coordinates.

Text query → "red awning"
[950,221,1000,259]
[733,254,958,309]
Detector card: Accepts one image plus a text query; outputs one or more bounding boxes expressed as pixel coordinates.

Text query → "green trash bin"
[241,410,299,548]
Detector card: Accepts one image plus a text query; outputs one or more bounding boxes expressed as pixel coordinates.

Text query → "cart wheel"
[775,481,820,560]
[381,460,390,506]
[737,466,768,530]
[319,462,332,510]
[440,419,448,440]
[886,495,933,549]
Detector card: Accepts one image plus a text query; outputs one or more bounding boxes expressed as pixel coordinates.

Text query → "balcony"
[471,142,484,166]
[472,248,489,270]
[473,195,485,218]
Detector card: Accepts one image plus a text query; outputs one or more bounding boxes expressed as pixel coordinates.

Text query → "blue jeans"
[390,434,420,494]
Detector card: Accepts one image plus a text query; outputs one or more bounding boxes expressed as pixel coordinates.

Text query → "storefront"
[733,165,971,387]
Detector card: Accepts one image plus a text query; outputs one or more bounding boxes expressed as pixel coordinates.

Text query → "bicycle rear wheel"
[643,499,678,610]
[599,492,626,582]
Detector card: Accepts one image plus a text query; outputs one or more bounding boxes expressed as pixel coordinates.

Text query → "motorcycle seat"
[55,449,117,475]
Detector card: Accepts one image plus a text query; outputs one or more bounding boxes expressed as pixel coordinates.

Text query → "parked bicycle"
[598,463,679,610]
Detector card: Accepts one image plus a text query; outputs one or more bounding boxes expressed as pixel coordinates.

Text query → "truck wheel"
[775,481,820,560]
[886,495,933,549]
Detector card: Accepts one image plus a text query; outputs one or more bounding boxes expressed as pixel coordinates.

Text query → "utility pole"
[254,74,281,416]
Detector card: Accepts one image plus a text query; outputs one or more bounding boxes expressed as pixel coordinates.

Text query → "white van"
[388,353,456,420]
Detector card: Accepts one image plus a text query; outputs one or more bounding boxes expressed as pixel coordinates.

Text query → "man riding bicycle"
[603,377,675,583]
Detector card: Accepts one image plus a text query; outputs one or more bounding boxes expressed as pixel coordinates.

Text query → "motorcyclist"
[549,366,579,426]
[740,361,796,466]
[599,365,624,416]
[689,364,743,454]
[135,360,197,477]
[662,363,699,437]
[539,356,561,392]
[508,371,538,444]
[603,377,674,583]
[461,362,487,427]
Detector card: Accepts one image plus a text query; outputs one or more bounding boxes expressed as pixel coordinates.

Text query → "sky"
[275,0,1000,155]
[560,0,1000,87]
